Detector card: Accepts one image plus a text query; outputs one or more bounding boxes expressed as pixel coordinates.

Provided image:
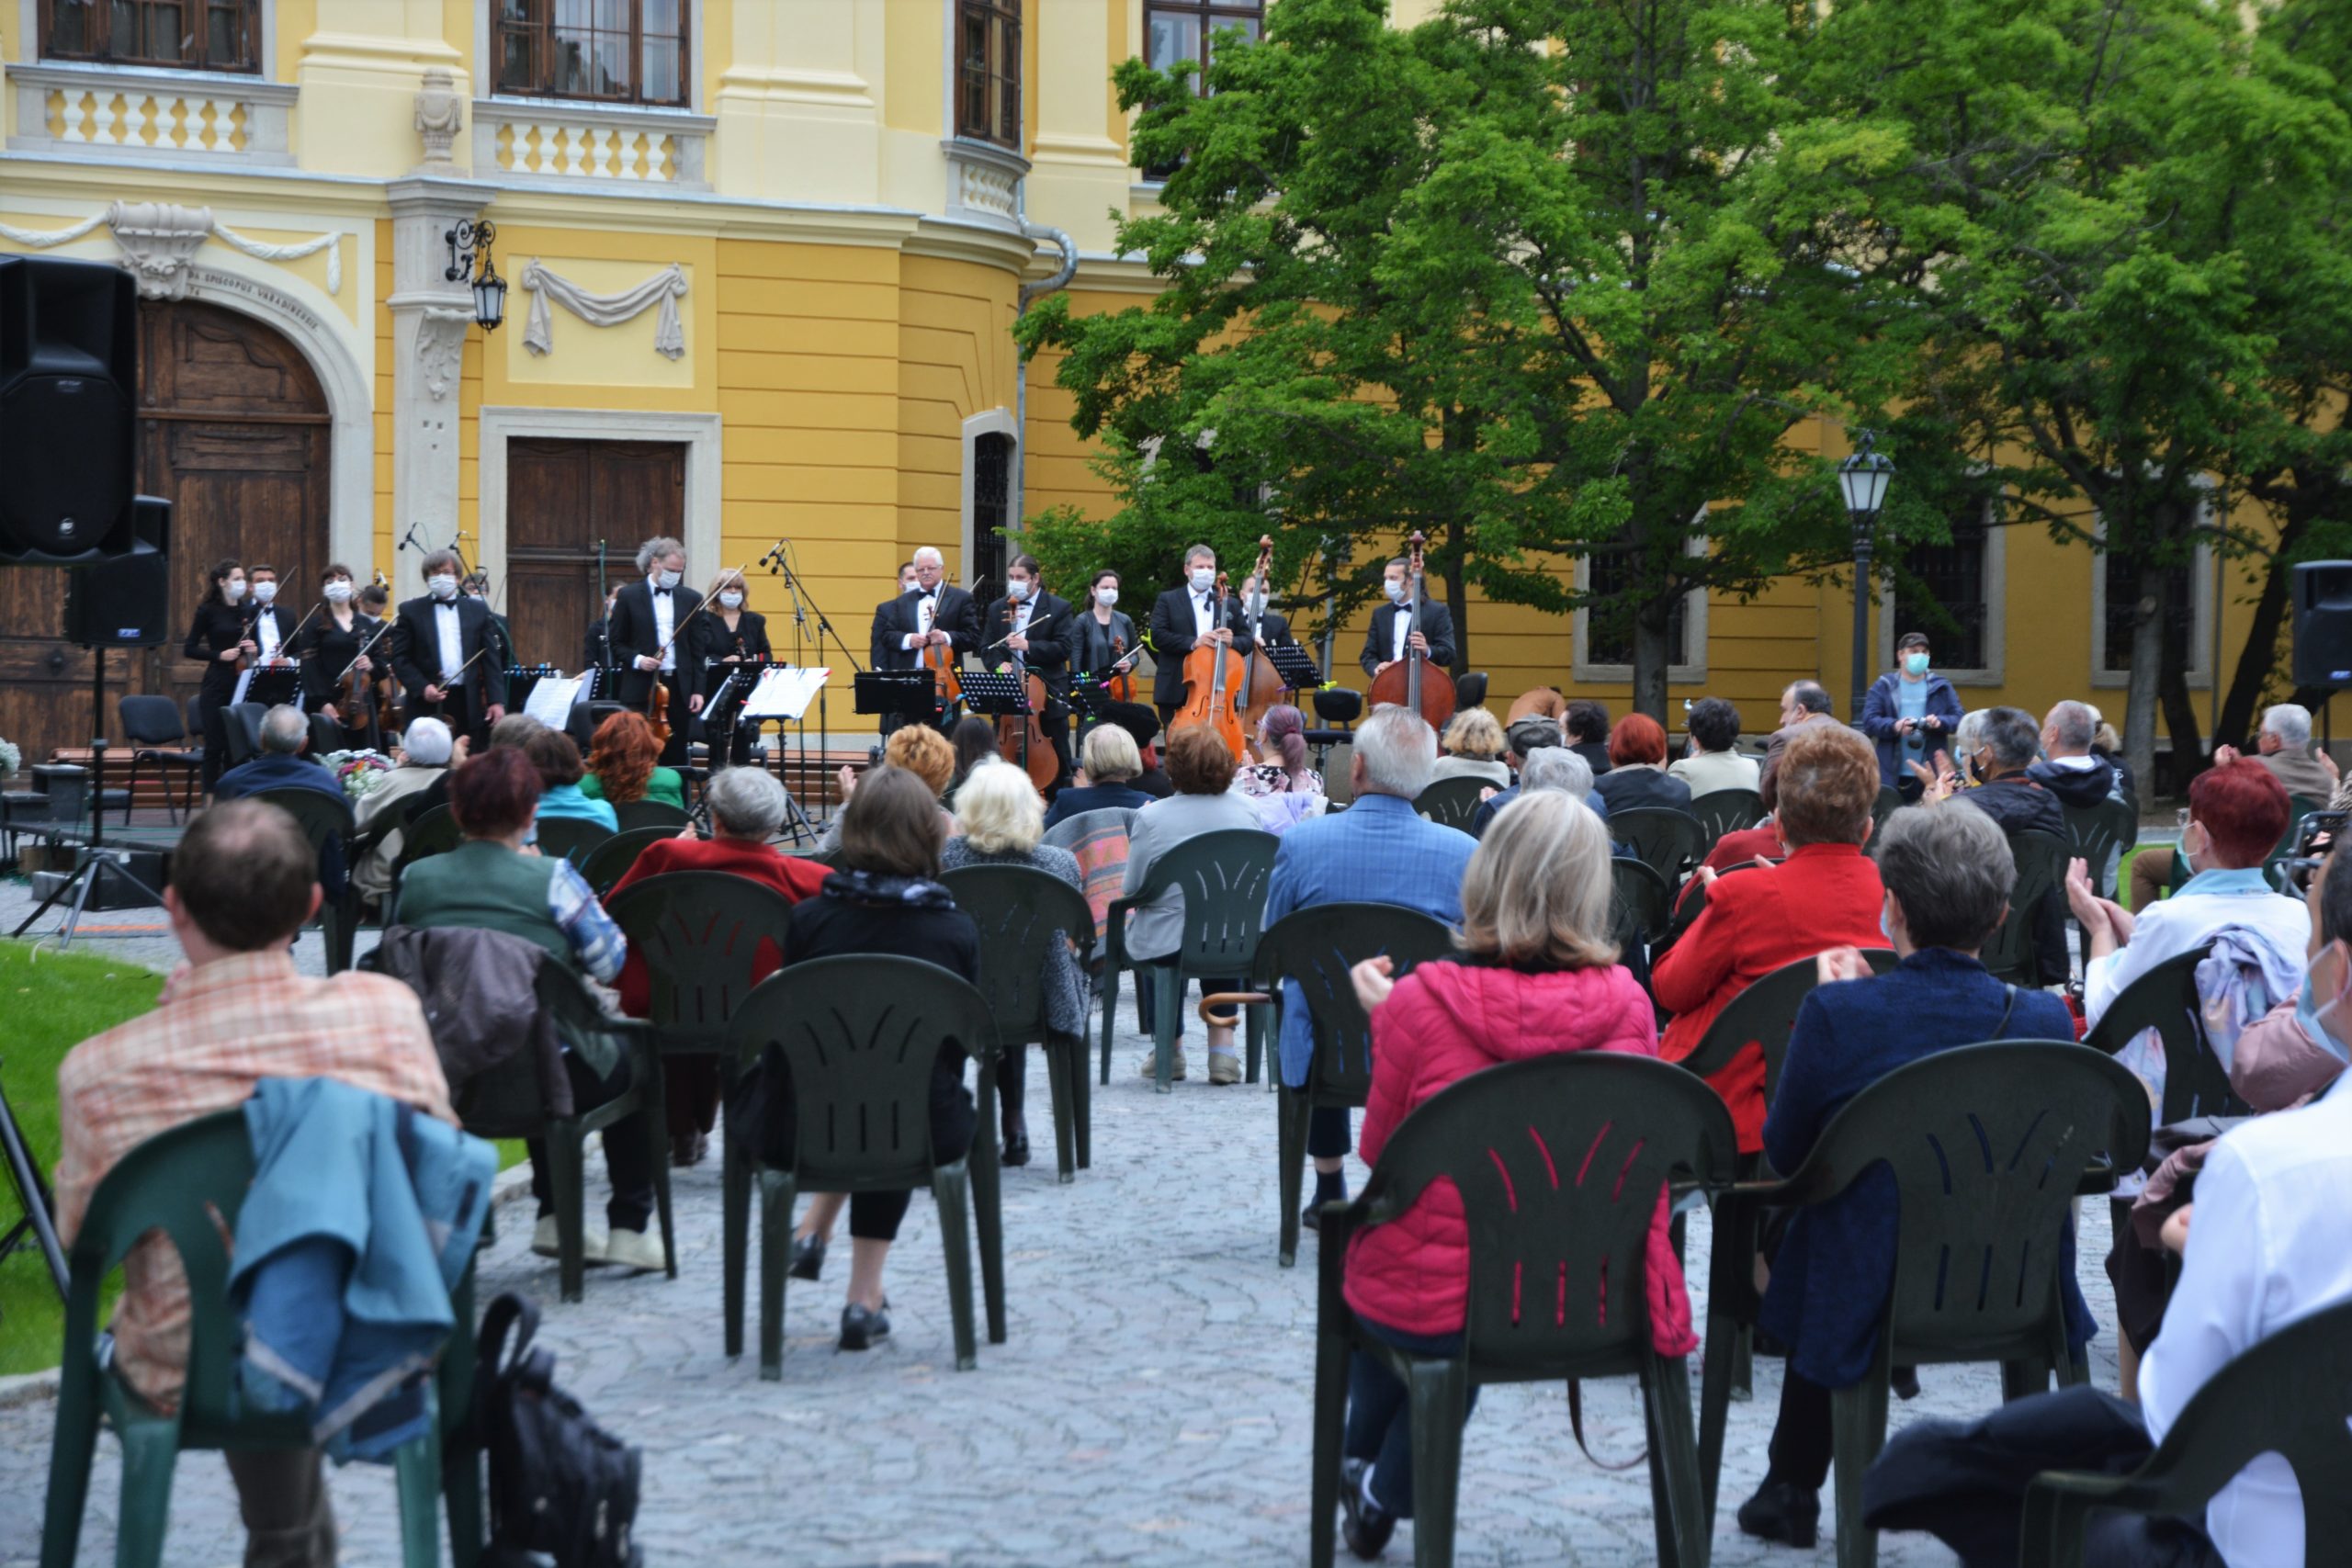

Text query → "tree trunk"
[1443,514,1469,679]
[1632,598,1672,722]
[2215,501,2314,751]
[2123,559,2168,799]
[2158,654,2202,798]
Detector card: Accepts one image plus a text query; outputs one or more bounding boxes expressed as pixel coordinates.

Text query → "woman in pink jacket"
[1334,790,1696,1559]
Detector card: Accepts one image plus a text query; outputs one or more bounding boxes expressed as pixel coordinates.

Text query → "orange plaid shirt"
[53,949,455,1410]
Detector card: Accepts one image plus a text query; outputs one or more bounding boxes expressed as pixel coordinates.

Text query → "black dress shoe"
[1891,1363,1921,1400]
[1001,1122,1031,1168]
[1300,1204,1323,1234]
[838,1303,892,1351]
[1736,1478,1820,1548]
[788,1235,826,1281]
[1339,1459,1396,1560]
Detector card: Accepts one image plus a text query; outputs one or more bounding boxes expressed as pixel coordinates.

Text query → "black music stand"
[241,666,301,709]
[854,671,940,731]
[1262,643,1323,694]
[958,669,1040,775]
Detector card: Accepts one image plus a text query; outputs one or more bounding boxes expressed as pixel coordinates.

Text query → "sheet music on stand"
[1261,642,1323,693]
[742,665,830,722]
[521,671,586,728]
[231,664,303,710]
[957,669,1032,718]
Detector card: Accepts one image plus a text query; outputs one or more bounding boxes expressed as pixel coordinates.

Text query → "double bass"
[988,602,1058,795]
[1170,570,1248,760]
[1365,530,1454,729]
[1233,535,1289,760]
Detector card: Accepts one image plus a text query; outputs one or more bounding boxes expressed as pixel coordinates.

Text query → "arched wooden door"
[0,299,331,765]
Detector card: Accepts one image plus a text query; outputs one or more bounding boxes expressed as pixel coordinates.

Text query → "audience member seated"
[2127,705,2325,913]
[404,711,540,824]
[1759,680,1838,800]
[605,765,828,1169]
[1430,707,1511,788]
[354,717,456,907]
[1870,851,2352,1568]
[1333,791,1690,1558]
[1565,697,1613,779]
[824,722,958,852]
[54,800,454,1565]
[945,715,1001,807]
[398,750,662,1273]
[1592,714,1692,815]
[1471,744,1601,840]
[1948,705,2069,986]
[1043,723,1157,829]
[941,759,1088,1169]
[1235,703,1327,835]
[759,766,984,1352]
[582,710,685,812]
[2027,699,2129,809]
[526,728,617,831]
[1655,723,1886,1153]
[1669,695,1760,796]
[1104,701,1175,799]
[1734,805,2080,1548]
[1262,707,1475,1231]
[1123,725,1265,1083]
[210,704,348,900]
[2090,708,2137,802]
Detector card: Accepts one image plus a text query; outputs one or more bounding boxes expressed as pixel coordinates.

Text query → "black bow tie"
[653,588,672,597]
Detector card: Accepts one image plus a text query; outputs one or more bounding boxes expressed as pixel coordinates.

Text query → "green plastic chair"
[253,787,359,975]
[722,955,1002,1377]
[385,804,464,925]
[1609,855,1674,949]
[580,824,685,897]
[1688,787,1767,853]
[1980,828,2067,986]
[2260,792,2323,893]
[1410,777,1487,834]
[2060,796,2140,956]
[1100,829,1279,1092]
[1310,1054,1739,1568]
[2019,1295,2352,1568]
[39,1111,480,1568]
[615,798,691,834]
[2084,941,2245,1125]
[1611,807,1706,889]
[941,863,1100,1184]
[1696,1042,2153,1566]
[1246,903,1455,1268]
[1871,785,1902,839]
[533,817,612,868]
[1650,859,1770,964]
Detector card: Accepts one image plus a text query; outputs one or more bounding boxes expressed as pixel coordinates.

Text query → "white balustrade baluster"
[57,91,87,144]
[90,92,118,145]
[562,125,587,177]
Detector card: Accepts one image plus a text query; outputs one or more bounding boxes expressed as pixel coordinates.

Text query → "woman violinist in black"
[685,569,772,766]
[300,563,389,752]
[184,558,254,797]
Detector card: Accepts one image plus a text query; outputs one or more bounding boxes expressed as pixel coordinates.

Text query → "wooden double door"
[503,438,685,672]
[0,300,329,766]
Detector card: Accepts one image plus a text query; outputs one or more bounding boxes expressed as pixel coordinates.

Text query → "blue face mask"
[2296,945,2351,1064]
[1903,652,1930,677]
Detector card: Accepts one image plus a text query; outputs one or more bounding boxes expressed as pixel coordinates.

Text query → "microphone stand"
[774,540,868,823]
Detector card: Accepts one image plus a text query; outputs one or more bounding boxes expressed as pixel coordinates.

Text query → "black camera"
[2283,808,2348,895]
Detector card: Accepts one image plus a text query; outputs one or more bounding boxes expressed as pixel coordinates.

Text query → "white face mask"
[251,581,277,604]
[719,591,744,609]
[323,581,354,604]
[1384,579,1408,605]
[656,567,683,590]
[223,580,245,603]
[1007,580,1031,603]
[1095,586,1119,607]
[1190,567,1216,592]
[428,574,458,600]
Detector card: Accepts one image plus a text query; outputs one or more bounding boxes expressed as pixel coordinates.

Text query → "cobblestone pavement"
[0,940,2120,1567]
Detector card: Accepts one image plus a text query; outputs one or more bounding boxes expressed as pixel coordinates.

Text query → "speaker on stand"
[2292,560,2352,754]
[0,256,139,564]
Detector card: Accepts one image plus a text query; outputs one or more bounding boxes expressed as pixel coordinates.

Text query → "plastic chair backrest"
[1788,1042,2151,1356]
[940,863,1097,1046]
[253,787,356,891]
[534,817,612,867]
[1609,856,1673,947]
[727,954,996,1188]
[1676,949,1900,1107]
[2262,794,2323,891]
[222,704,270,768]
[604,872,798,1050]
[1611,807,1705,887]
[580,825,682,896]
[1252,903,1456,1100]
[1361,1054,1738,1372]
[2060,797,2138,899]
[2084,942,2243,1123]
[615,799,690,834]
[1688,788,1767,850]
[1130,828,1279,971]
[394,804,464,873]
[1872,786,1903,838]
[1042,807,1139,852]
[1412,777,1488,834]
[119,694,186,748]
[1980,828,2066,983]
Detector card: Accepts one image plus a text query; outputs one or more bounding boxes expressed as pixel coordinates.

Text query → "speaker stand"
[12,653,163,949]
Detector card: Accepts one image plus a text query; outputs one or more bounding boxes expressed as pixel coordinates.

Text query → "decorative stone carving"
[414,305,476,401]
[415,67,464,171]
[106,201,212,299]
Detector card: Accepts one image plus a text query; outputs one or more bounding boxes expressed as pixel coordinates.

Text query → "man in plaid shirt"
[54,799,454,1567]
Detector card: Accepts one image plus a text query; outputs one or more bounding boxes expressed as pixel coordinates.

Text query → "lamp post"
[443,219,507,332]
[1839,430,1894,721]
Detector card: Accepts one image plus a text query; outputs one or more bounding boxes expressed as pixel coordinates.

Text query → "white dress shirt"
[2083,869,2311,1024]
[903,592,937,652]
[1391,604,1412,663]
[1192,590,1218,640]
[651,581,677,672]
[1008,598,1034,670]
[433,600,464,682]
[2139,1075,2352,1567]
[255,606,283,661]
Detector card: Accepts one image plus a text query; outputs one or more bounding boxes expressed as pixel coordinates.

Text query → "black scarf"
[821,869,955,909]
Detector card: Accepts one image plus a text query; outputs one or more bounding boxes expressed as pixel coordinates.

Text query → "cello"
[987,600,1059,795]
[1170,570,1248,760]
[1365,530,1455,729]
[1233,535,1289,761]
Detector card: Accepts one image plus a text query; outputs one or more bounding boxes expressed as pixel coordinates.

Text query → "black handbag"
[466,1292,645,1568]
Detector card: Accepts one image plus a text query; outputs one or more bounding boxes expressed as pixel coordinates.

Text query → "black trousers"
[198,694,232,795]
[527,1053,657,1233]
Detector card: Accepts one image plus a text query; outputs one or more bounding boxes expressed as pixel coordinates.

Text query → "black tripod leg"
[0,1085,68,1299]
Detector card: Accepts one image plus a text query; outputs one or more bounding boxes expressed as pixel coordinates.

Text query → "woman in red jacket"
[1335,790,1692,1559]
[1652,721,1886,1154]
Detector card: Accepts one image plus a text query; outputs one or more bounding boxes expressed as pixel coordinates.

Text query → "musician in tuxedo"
[243,564,301,671]
[1147,542,1256,732]
[461,570,514,670]
[1238,571,1295,647]
[605,535,701,765]
[389,549,509,747]
[685,569,772,766]
[982,553,1076,787]
[868,545,979,732]
[1359,555,1458,679]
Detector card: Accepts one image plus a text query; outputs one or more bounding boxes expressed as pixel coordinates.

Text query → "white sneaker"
[1136,1046,1188,1081]
[601,1227,670,1273]
[531,1214,608,1262]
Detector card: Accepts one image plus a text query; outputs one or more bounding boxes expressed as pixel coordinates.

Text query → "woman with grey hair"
[353,716,457,904]
[1732,804,2084,1549]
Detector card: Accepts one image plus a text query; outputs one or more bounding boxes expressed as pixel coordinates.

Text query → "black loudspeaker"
[0,256,139,564]
[2293,560,2352,689]
[63,498,172,648]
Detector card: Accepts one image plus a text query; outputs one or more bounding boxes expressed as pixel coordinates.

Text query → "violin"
[335,613,392,744]
[923,630,964,724]
[1171,570,1248,760]
[1106,634,1136,703]
[1365,530,1455,730]
[1234,535,1288,761]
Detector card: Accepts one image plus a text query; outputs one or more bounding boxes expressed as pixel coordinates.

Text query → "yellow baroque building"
[0,0,2324,766]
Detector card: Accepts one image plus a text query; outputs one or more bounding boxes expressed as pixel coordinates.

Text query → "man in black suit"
[243,564,301,672]
[605,535,702,765]
[869,546,979,733]
[1359,554,1458,680]
[1147,542,1256,733]
[389,548,509,747]
[981,553,1077,787]
[1237,570,1294,648]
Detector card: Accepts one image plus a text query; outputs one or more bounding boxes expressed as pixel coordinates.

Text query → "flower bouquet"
[322,749,395,803]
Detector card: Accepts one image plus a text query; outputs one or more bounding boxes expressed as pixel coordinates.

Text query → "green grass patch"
[0,941,164,1376]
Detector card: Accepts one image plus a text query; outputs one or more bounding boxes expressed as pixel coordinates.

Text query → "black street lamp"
[444,219,507,333]
[1839,430,1894,721]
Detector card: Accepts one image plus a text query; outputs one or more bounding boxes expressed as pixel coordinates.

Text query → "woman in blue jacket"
[1860,631,1963,796]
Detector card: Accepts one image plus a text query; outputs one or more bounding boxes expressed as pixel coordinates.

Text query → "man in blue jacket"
[212,705,347,898]
[1860,632,1963,798]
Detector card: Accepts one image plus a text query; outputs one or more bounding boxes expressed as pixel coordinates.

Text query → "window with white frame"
[2088,497,2213,688]
[1883,491,2007,683]
[1574,521,1708,681]
[495,0,689,107]
[1140,0,1262,176]
[41,0,259,71]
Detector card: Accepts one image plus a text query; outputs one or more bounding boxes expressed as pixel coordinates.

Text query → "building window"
[2100,552,2197,671]
[1584,551,1691,669]
[955,0,1021,150]
[495,0,690,107]
[40,0,259,72]
[1894,503,1992,672]
[970,431,1012,592]
[1141,1,1261,176]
